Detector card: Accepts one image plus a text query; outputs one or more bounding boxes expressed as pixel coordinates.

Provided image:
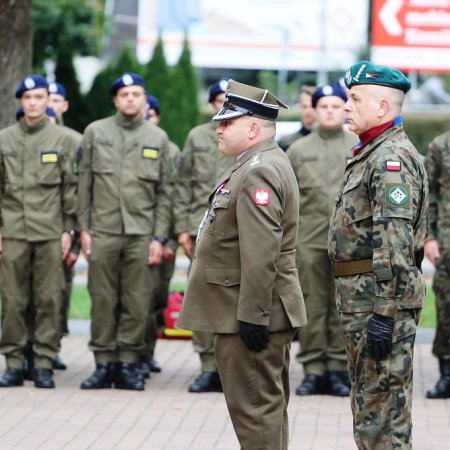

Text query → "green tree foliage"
[32,0,101,70]
[54,52,88,132]
[160,36,200,148]
[143,34,170,111]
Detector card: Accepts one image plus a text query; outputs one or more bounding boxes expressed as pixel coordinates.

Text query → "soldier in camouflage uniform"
[328,61,428,449]
[173,78,233,393]
[424,131,450,399]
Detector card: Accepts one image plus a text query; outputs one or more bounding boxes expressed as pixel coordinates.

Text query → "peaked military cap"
[48,81,67,99]
[212,79,288,121]
[15,74,49,99]
[208,77,229,103]
[311,82,348,108]
[344,61,411,93]
[109,72,145,96]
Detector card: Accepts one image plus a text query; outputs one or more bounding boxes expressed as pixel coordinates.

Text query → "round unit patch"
[388,185,408,205]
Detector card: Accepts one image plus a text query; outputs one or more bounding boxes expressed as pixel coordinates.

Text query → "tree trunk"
[0,0,32,129]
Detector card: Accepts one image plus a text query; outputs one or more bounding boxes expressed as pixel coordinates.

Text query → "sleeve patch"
[386,160,401,171]
[385,183,410,208]
[254,188,270,206]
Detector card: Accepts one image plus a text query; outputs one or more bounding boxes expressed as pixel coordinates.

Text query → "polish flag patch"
[254,188,270,206]
[386,160,401,171]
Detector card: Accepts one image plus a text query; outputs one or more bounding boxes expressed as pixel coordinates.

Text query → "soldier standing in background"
[278,85,316,151]
[139,94,180,376]
[77,72,171,391]
[424,131,450,399]
[329,61,428,449]
[0,75,78,388]
[177,80,306,450]
[173,78,232,393]
[288,82,357,396]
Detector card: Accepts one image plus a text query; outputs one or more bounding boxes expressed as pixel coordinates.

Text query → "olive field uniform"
[425,132,450,396]
[329,121,428,449]
[77,112,171,365]
[288,127,357,378]
[173,121,233,374]
[0,117,78,370]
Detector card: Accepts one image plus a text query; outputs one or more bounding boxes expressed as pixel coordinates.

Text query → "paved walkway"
[0,326,448,449]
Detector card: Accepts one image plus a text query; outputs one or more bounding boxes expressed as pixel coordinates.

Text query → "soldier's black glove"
[367,313,395,361]
[239,321,270,352]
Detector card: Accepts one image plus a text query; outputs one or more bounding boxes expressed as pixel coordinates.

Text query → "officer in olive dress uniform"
[77,73,172,391]
[173,78,233,393]
[278,85,316,151]
[424,131,450,399]
[0,75,78,389]
[177,80,307,450]
[288,83,357,396]
[329,61,428,449]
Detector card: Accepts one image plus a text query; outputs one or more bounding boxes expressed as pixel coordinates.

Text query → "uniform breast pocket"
[38,152,61,186]
[92,141,114,174]
[206,196,231,236]
[192,148,214,182]
[342,179,372,226]
[137,146,160,181]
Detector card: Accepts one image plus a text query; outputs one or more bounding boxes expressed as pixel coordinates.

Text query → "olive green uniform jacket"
[77,113,171,237]
[173,121,233,236]
[178,139,307,333]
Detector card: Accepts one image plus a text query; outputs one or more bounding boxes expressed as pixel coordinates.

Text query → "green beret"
[344,61,411,93]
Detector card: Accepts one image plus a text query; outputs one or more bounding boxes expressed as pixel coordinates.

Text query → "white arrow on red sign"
[379,0,404,36]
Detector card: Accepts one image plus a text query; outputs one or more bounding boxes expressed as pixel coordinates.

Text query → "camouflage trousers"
[339,308,420,450]
[432,250,450,358]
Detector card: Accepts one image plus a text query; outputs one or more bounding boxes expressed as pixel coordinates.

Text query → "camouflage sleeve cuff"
[373,299,398,318]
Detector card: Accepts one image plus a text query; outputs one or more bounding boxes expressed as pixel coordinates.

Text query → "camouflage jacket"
[328,123,429,317]
[425,131,450,249]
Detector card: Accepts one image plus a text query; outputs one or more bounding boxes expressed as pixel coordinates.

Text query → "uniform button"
[225,279,230,286]
[263,310,270,317]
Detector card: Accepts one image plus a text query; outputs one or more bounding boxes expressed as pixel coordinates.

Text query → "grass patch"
[69,282,438,328]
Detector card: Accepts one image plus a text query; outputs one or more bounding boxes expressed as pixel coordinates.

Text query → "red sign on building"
[371,0,450,72]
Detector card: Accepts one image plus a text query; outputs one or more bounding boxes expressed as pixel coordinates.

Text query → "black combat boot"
[34,368,55,389]
[426,358,450,399]
[326,370,350,397]
[188,371,222,393]
[148,355,162,373]
[80,363,116,389]
[0,368,24,387]
[295,374,325,396]
[114,363,145,391]
[52,355,67,370]
[136,358,151,380]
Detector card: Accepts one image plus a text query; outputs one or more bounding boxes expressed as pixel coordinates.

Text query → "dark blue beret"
[312,82,348,108]
[15,74,49,99]
[146,94,160,113]
[208,78,229,103]
[110,72,145,96]
[48,82,67,99]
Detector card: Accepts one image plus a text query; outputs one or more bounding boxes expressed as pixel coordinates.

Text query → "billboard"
[137,0,369,71]
[371,0,450,72]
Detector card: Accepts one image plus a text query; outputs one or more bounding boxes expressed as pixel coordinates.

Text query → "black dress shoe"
[295,374,325,396]
[0,368,24,387]
[34,368,55,389]
[52,355,67,370]
[188,371,222,393]
[137,359,151,380]
[148,355,162,373]
[114,363,145,391]
[80,363,115,389]
[326,371,350,397]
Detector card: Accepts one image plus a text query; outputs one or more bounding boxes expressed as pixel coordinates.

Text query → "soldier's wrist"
[153,236,168,245]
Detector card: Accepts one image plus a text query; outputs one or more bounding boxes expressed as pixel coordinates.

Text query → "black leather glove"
[239,321,270,352]
[367,313,395,361]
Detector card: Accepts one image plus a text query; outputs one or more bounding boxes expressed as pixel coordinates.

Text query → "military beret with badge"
[208,77,229,103]
[109,72,145,96]
[146,94,160,114]
[48,81,67,99]
[212,79,288,122]
[344,60,411,93]
[311,82,348,108]
[15,74,49,99]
